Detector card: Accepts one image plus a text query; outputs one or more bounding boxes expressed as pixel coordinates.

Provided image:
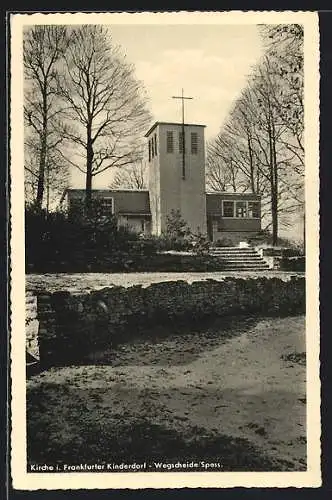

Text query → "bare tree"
[208,25,304,245]
[207,87,270,197]
[57,25,151,212]
[24,25,69,209]
[110,160,147,190]
[206,140,249,193]
[24,137,70,210]
[261,24,304,175]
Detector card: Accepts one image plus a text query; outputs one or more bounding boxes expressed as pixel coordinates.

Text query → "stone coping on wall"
[26,271,305,296]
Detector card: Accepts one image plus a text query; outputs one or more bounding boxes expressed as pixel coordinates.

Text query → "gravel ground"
[27,315,306,471]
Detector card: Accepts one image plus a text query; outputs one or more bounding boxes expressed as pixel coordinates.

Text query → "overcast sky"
[82,23,263,189]
[110,24,263,138]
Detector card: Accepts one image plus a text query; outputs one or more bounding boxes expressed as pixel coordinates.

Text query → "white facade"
[146,122,207,236]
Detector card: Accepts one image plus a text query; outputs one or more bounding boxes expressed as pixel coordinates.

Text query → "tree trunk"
[36,86,48,210]
[230,159,237,192]
[271,182,278,246]
[271,120,278,246]
[247,134,256,193]
[85,166,93,215]
[267,114,278,246]
[85,125,94,215]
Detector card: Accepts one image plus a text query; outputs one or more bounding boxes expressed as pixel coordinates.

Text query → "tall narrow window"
[191,132,198,154]
[154,134,157,156]
[148,140,151,162]
[166,131,174,153]
[179,131,184,153]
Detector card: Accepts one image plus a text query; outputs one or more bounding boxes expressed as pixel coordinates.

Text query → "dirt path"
[28,315,306,470]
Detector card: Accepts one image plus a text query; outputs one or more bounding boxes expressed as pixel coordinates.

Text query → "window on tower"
[154,134,157,156]
[191,132,198,154]
[148,140,151,162]
[166,131,174,153]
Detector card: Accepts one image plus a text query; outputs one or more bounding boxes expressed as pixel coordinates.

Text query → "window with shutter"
[191,132,198,154]
[166,131,174,153]
[154,134,157,156]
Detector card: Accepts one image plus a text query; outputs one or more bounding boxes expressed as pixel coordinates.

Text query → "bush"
[159,209,193,251]
[155,234,192,252]
[279,256,305,272]
[250,229,304,252]
[128,237,158,256]
[212,237,234,248]
[25,203,143,272]
[262,247,304,258]
[191,231,210,255]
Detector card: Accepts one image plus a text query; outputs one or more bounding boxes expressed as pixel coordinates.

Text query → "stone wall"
[37,276,305,369]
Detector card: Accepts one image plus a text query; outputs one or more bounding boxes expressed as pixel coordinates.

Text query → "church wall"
[148,130,161,235]
[216,218,261,231]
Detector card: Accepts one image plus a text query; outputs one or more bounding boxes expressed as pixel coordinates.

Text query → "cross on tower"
[172,88,193,180]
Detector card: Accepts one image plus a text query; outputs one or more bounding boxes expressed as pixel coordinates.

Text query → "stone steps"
[211,255,264,261]
[220,262,269,267]
[210,252,261,257]
[210,249,259,254]
[210,246,269,271]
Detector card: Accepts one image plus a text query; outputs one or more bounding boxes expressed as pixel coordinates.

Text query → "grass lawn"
[27,315,306,472]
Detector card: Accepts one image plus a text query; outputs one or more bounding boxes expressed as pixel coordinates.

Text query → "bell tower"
[145,121,207,236]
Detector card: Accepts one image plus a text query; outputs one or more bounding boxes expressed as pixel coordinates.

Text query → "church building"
[66,121,261,244]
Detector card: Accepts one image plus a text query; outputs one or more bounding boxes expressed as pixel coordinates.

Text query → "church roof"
[145,121,206,137]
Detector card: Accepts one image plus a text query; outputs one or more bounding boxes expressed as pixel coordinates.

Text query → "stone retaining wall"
[37,276,305,369]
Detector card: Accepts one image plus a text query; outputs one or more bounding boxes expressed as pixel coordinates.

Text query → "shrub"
[159,209,193,251]
[191,230,210,255]
[279,256,305,272]
[262,247,304,258]
[128,237,158,256]
[250,229,304,252]
[213,237,234,248]
[25,203,143,272]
